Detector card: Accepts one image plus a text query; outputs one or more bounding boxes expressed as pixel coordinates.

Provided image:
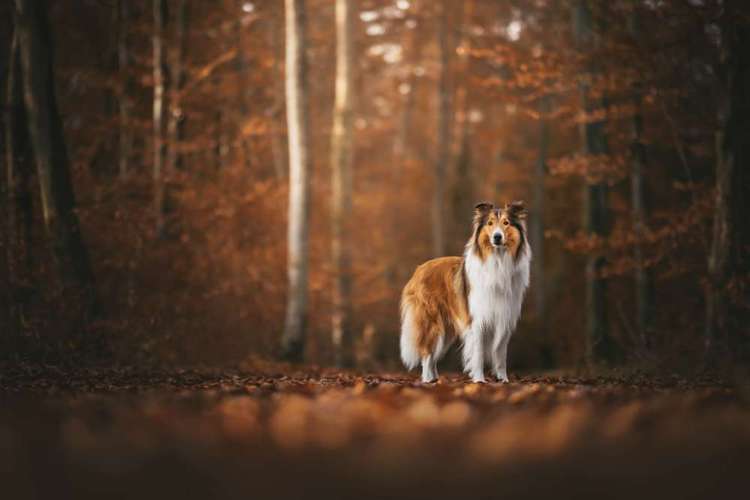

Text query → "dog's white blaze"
[462,244,531,383]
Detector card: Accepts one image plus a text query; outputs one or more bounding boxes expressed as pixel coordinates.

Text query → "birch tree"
[330,0,355,367]
[281,0,311,361]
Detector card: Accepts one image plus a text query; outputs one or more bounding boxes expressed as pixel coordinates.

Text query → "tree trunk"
[14,0,97,317]
[4,29,27,342]
[450,129,473,242]
[629,10,651,353]
[1,32,18,343]
[385,0,422,294]
[330,0,355,368]
[531,95,550,362]
[432,0,452,258]
[235,2,253,171]
[391,57,417,175]
[5,29,34,288]
[450,0,473,164]
[152,0,166,236]
[268,7,288,179]
[574,0,613,365]
[388,0,421,286]
[117,0,132,179]
[211,18,229,171]
[447,0,475,251]
[0,163,6,345]
[166,0,187,174]
[281,0,311,362]
[706,130,730,358]
[214,109,230,170]
[706,5,750,359]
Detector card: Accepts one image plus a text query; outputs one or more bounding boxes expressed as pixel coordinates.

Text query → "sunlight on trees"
[1,0,749,369]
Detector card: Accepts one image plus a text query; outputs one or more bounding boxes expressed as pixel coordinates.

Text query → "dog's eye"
[487,220,493,226]
[503,220,509,226]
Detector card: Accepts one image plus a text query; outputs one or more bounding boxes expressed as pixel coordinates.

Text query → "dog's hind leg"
[420,331,448,383]
[421,353,437,383]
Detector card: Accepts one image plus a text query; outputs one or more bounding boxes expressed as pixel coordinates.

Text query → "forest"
[1,0,749,498]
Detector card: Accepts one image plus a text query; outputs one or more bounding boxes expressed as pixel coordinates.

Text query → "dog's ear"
[474,202,494,214]
[473,202,494,225]
[506,200,528,220]
[473,202,494,223]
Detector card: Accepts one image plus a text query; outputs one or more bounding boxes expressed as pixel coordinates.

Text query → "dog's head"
[472,201,528,259]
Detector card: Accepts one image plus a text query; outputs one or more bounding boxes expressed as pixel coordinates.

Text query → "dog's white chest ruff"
[464,250,529,335]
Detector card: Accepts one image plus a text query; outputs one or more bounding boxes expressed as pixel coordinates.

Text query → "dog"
[400,201,531,383]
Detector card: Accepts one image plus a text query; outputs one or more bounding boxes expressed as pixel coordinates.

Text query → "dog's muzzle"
[492,230,504,247]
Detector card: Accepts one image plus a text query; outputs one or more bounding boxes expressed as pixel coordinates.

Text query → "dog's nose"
[492,232,503,245]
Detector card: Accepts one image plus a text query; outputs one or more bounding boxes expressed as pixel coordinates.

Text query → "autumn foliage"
[1,0,748,369]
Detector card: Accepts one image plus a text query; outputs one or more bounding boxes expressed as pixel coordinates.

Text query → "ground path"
[1,363,748,499]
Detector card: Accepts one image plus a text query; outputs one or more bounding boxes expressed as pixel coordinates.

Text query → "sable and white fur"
[400,201,531,383]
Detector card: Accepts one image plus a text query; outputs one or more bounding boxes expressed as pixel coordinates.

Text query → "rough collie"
[400,201,531,383]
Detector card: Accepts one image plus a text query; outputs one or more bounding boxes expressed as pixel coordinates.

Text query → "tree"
[432,0,452,257]
[267,4,288,179]
[531,95,550,362]
[330,0,355,367]
[705,2,750,359]
[13,0,97,318]
[153,0,166,235]
[235,0,253,171]
[573,0,614,365]
[1,33,15,343]
[281,0,311,362]
[388,0,422,286]
[166,0,188,174]
[117,0,132,179]
[448,0,475,251]
[629,8,651,352]
[214,39,230,173]
[4,29,35,338]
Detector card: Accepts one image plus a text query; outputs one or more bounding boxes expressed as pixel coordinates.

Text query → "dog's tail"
[399,300,421,370]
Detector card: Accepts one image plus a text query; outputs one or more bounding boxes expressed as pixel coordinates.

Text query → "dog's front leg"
[491,330,511,383]
[420,354,437,383]
[462,325,485,383]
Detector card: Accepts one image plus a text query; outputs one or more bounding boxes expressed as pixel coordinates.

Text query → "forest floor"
[1,362,749,499]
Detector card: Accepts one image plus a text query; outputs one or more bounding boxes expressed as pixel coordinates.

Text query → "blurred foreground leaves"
[1,363,748,499]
